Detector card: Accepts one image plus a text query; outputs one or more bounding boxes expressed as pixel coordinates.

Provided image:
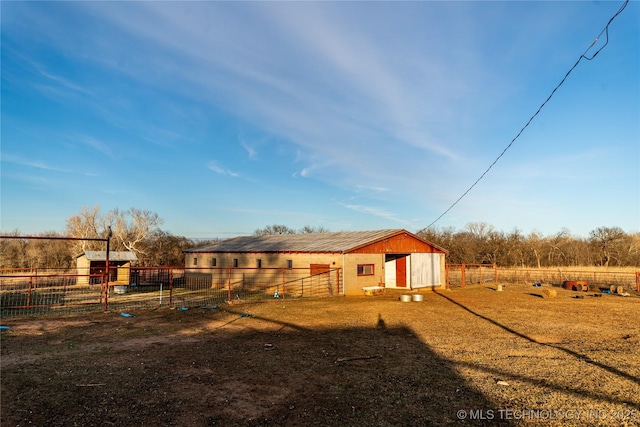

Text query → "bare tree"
[0,229,28,268]
[112,208,163,256]
[589,226,626,267]
[65,205,107,254]
[65,205,162,259]
[143,230,194,266]
[253,224,297,236]
[299,225,330,234]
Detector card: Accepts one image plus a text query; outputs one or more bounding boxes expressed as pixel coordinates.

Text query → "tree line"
[0,206,217,269]
[416,223,640,268]
[1,207,638,269]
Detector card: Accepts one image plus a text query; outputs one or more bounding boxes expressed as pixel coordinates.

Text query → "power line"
[426,0,629,229]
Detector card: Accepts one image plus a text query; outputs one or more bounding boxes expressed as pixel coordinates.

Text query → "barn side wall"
[342,253,385,295]
[185,252,342,270]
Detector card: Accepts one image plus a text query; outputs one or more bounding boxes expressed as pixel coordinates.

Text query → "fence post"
[493,264,498,283]
[282,268,286,298]
[282,271,286,298]
[445,265,450,289]
[461,264,466,288]
[636,271,639,292]
[27,277,33,307]
[227,268,231,302]
[169,268,174,307]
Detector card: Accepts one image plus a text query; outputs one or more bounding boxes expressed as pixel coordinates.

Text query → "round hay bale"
[541,289,557,298]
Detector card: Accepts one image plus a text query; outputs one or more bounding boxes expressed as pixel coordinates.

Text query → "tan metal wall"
[185,250,446,296]
[186,252,342,270]
[342,253,385,295]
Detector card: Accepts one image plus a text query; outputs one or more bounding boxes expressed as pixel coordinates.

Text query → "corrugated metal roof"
[79,251,138,261]
[185,229,409,253]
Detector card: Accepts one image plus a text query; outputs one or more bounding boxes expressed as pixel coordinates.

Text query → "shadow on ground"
[1,308,511,426]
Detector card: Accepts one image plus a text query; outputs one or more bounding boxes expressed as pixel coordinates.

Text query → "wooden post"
[636,272,639,293]
[445,264,450,289]
[461,264,466,288]
[493,264,498,284]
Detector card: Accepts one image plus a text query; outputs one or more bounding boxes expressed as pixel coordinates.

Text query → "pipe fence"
[3,265,638,318]
[446,264,640,292]
[1,266,343,318]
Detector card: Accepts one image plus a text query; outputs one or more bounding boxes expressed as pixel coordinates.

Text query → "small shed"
[184,229,447,296]
[75,251,138,285]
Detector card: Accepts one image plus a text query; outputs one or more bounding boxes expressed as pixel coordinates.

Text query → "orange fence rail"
[1,266,342,318]
[446,265,639,292]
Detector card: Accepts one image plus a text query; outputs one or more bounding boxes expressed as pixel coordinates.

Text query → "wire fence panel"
[446,264,498,288]
[496,268,639,290]
[1,267,343,317]
[445,266,639,292]
[0,272,104,318]
[3,265,636,317]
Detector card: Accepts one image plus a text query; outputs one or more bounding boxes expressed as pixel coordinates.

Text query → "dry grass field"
[1,283,639,426]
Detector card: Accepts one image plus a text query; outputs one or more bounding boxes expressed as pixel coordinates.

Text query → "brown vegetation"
[418,223,640,267]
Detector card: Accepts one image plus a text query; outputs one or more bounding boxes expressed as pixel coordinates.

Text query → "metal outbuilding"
[75,251,138,285]
[184,229,447,296]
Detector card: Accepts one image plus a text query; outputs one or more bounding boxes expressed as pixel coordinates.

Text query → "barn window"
[211,258,217,267]
[257,259,262,269]
[287,259,293,269]
[233,259,239,268]
[357,264,374,276]
[193,257,198,266]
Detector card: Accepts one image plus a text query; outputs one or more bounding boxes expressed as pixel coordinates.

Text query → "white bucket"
[399,295,412,302]
[114,285,128,295]
[412,294,424,302]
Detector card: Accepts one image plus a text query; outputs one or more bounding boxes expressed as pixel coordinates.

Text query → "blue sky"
[1,1,638,239]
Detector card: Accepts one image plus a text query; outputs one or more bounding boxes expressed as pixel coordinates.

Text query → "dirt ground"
[2,283,639,426]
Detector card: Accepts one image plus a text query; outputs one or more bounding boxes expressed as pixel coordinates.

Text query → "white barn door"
[385,259,396,286]
[410,253,441,288]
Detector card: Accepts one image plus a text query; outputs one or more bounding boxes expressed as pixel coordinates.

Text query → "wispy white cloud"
[74,3,470,172]
[240,139,258,160]
[78,135,114,159]
[30,62,91,96]
[354,185,389,195]
[338,202,412,226]
[1,153,71,173]
[3,1,636,236]
[206,161,239,177]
